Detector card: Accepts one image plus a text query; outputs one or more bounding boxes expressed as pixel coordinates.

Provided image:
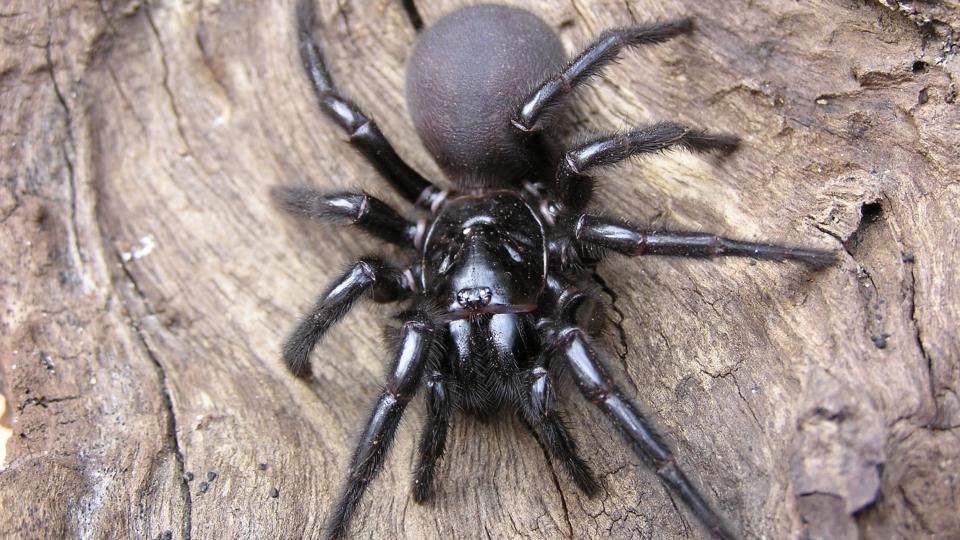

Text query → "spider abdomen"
[406,4,564,182]
[421,192,547,319]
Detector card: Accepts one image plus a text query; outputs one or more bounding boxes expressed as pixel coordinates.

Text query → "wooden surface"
[1,0,958,538]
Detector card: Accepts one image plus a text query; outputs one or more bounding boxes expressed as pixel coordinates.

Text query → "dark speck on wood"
[870,334,889,349]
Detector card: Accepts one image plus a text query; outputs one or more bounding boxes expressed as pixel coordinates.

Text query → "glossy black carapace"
[274,3,835,539]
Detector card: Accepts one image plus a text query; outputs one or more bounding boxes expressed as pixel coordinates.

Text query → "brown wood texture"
[1,0,958,538]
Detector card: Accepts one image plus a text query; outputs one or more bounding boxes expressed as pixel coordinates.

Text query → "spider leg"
[272,185,420,248]
[555,122,738,210]
[519,363,599,496]
[561,122,739,176]
[575,214,836,267]
[412,368,453,503]
[548,324,738,540]
[326,312,438,540]
[400,0,424,32]
[282,258,411,378]
[513,20,694,133]
[472,307,600,494]
[296,0,444,208]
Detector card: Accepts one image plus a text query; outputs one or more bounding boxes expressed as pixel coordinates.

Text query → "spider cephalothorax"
[274,2,834,539]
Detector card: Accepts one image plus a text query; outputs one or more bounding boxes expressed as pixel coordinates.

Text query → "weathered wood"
[1,0,958,538]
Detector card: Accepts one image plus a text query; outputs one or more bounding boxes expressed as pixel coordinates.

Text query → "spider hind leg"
[296,0,442,208]
[513,20,694,133]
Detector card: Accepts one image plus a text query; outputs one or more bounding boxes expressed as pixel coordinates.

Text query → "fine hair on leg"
[513,19,694,132]
[325,311,439,539]
[282,258,409,377]
[296,0,443,207]
[574,214,836,267]
[272,185,419,247]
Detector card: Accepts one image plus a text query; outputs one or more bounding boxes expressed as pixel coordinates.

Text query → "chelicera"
[274,2,834,538]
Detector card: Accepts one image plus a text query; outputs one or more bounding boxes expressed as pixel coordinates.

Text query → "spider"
[274,2,834,539]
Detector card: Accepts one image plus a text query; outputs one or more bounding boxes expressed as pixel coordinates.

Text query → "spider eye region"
[456,287,493,309]
[421,193,547,319]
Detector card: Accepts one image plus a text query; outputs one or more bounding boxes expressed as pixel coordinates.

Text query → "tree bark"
[1,0,957,538]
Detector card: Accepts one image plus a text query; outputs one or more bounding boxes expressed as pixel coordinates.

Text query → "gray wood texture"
[1,0,957,538]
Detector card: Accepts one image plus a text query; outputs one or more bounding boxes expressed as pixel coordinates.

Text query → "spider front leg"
[412,368,452,503]
[513,20,694,133]
[326,311,438,540]
[296,0,444,208]
[575,214,836,266]
[549,325,739,540]
[282,258,410,377]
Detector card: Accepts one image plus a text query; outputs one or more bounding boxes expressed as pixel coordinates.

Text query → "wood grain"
[1,0,957,538]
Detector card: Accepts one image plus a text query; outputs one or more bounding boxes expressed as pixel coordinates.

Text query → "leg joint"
[385,385,415,403]
[355,258,381,282]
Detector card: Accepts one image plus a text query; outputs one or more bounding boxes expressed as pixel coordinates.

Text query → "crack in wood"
[906,259,940,422]
[592,271,640,394]
[525,424,575,538]
[44,6,85,290]
[144,2,194,159]
[16,394,81,413]
[114,248,193,540]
